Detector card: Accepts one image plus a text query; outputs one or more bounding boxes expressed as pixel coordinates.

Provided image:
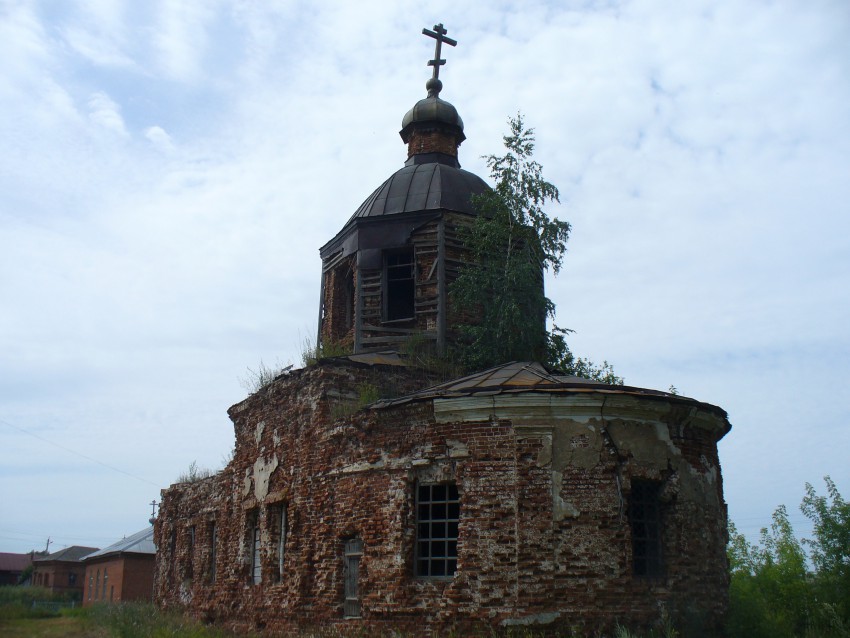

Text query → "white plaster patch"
[242,468,252,497]
[253,454,279,501]
[552,471,579,521]
[532,433,553,468]
[446,439,469,458]
[254,421,265,445]
[179,579,193,604]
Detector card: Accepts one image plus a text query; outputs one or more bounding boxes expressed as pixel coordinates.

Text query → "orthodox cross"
[422,23,457,81]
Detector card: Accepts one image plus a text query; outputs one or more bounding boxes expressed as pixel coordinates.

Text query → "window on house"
[385,248,415,321]
[209,522,217,583]
[416,483,460,577]
[629,480,664,578]
[68,572,76,586]
[102,568,108,600]
[44,573,49,587]
[95,570,100,600]
[88,573,93,599]
[343,538,363,618]
[248,511,261,585]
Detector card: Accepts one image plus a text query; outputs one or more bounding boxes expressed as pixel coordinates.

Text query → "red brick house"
[32,546,97,599]
[82,527,155,605]
[0,552,36,586]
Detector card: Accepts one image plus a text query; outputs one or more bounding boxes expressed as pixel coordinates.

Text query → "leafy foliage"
[802,476,850,627]
[450,115,621,383]
[547,326,623,384]
[727,477,850,638]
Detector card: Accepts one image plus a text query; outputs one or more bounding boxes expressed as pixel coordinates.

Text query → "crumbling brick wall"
[155,360,730,636]
[320,255,356,348]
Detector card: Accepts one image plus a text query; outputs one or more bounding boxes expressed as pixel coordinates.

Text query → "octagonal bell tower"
[317,24,490,356]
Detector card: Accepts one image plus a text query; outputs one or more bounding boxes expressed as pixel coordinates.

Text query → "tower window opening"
[385,249,415,321]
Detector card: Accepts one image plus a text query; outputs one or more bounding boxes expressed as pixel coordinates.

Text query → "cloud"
[144,125,175,153]
[151,0,216,82]
[61,25,137,68]
[87,90,129,136]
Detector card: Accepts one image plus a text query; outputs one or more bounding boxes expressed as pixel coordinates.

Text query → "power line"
[1,418,161,488]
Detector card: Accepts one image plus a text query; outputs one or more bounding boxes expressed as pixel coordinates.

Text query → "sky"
[1,0,848,555]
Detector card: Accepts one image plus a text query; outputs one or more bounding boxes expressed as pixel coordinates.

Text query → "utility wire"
[1,418,161,488]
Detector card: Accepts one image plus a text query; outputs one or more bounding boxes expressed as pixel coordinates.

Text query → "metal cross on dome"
[423,23,457,81]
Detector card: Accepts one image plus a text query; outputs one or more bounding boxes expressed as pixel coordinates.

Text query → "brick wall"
[83,555,154,605]
[155,361,730,636]
[406,130,459,159]
[32,562,85,600]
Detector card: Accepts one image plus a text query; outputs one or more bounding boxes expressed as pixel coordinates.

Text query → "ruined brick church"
[154,25,731,636]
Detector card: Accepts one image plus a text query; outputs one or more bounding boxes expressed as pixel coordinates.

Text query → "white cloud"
[61,25,136,68]
[152,0,216,82]
[144,125,175,152]
[87,90,129,135]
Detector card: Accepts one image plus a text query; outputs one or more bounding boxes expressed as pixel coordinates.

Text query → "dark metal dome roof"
[349,157,490,220]
[401,96,464,137]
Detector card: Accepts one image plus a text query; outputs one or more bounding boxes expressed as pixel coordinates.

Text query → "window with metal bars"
[415,483,460,578]
[343,538,363,618]
[270,504,287,582]
[247,510,261,585]
[629,480,664,578]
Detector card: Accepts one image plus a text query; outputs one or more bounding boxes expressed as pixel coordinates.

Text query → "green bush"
[0,585,79,622]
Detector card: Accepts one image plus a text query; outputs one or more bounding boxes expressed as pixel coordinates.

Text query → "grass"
[0,614,102,638]
[0,590,692,638]
[300,336,352,368]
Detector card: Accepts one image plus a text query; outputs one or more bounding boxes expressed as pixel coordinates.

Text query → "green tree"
[727,477,850,638]
[802,476,850,627]
[450,114,621,382]
[726,510,809,638]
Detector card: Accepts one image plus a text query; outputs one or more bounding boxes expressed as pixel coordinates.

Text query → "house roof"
[34,546,98,563]
[0,552,33,572]
[374,360,730,423]
[84,527,155,560]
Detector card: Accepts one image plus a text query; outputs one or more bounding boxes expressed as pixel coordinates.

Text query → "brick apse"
[154,24,732,636]
[154,360,730,635]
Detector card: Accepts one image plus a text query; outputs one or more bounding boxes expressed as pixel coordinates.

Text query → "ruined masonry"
[154,24,731,636]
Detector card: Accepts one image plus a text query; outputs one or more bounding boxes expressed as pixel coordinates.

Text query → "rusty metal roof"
[373,360,729,420]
